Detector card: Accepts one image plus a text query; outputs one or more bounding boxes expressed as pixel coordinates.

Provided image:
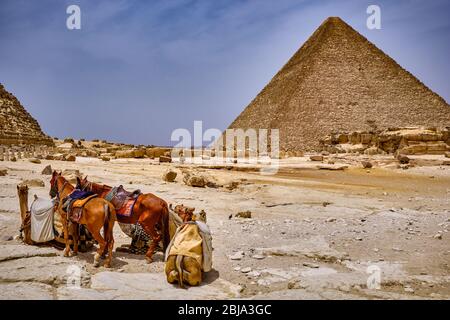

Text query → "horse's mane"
[90,182,112,194]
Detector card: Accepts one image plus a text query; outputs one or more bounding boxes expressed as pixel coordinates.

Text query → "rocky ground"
[0,153,449,300]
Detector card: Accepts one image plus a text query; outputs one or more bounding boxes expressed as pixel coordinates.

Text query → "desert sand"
[0,153,449,300]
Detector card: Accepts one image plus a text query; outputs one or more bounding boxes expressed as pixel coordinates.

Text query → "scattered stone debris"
[41,165,52,175]
[287,279,306,290]
[21,179,45,187]
[101,156,110,161]
[225,181,240,191]
[303,262,320,268]
[183,171,207,187]
[310,155,324,162]
[229,251,244,261]
[159,155,172,163]
[235,211,252,219]
[317,164,348,170]
[404,286,415,293]
[29,158,41,164]
[162,169,177,182]
[251,254,265,260]
[0,167,7,176]
[338,285,351,293]
[433,233,442,240]
[64,155,76,162]
[241,267,252,273]
[361,161,373,169]
[397,155,410,164]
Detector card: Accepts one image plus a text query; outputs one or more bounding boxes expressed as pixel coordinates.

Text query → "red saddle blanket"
[105,185,141,218]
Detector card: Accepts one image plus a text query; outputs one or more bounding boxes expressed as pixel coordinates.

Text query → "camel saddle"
[65,194,98,223]
[106,185,141,213]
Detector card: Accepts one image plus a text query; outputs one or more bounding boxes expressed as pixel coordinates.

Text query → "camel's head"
[17,184,29,196]
[173,204,195,223]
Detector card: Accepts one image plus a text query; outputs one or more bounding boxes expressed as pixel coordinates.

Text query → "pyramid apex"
[321,16,348,27]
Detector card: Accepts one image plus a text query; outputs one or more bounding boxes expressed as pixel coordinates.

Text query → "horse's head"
[49,171,62,198]
[174,204,195,223]
[76,176,89,191]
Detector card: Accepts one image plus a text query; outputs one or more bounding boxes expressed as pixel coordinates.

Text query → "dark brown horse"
[50,171,116,267]
[76,176,170,263]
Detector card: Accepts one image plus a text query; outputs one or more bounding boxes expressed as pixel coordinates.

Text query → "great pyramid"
[0,83,53,146]
[228,17,450,151]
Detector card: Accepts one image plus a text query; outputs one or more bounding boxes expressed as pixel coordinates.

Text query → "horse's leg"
[61,214,71,257]
[71,222,79,256]
[90,230,106,268]
[141,218,162,264]
[104,236,114,268]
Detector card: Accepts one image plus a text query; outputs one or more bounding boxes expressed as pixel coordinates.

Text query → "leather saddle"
[110,185,141,211]
[63,194,98,223]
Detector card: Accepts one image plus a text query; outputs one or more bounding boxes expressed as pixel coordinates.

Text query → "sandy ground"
[0,155,449,299]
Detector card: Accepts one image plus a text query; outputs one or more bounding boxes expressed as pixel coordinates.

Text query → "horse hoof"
[69,252,77,257]
[104,263,111,268]
[146,257,153,264]
[93,261,100,268]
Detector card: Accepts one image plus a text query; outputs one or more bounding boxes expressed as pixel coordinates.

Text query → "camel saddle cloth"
[105,185,141,217]
[67,194,98,223]
[166,223,203,268]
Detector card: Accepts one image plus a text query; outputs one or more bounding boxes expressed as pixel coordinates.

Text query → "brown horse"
[50,171,116,267]
[76,176,170,263]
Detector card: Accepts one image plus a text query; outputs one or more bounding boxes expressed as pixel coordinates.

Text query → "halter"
[51,177,70,202]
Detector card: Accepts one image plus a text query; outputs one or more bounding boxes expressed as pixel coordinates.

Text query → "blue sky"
[0,0,449,146]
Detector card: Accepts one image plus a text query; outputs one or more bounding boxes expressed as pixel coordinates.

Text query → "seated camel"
[165,204,210,287]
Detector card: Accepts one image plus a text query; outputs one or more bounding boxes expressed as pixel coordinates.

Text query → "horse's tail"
[103,202,115,244]
[161,202,170,252]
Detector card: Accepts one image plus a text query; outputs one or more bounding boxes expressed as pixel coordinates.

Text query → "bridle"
[50,176,70,202]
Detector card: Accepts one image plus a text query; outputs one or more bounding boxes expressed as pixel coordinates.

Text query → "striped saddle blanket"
[105,185,141,217]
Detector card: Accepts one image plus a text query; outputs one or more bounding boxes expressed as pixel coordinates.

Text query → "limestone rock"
[310,155,324,162]
[162,169,177,182]
[58,272,241,300]
[0,167,7,176]
[397,155,410,164]
[29,158,41,164]
[159,155,172,163]
[41,165,52,175]
[235,211,252,219]
[183,171,206,187]
[361,161,373,169]
[21,179,45,188]
[64,155,76,162]
[146,147,171,159]
[0,282,54,300]
[364,146,382,155]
